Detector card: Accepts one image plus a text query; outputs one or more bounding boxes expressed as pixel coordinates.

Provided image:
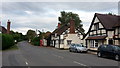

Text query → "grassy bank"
[2,44,18,51]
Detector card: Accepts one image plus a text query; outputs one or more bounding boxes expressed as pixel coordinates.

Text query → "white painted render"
[63,34,82,49]
[107,31,114,38]
[94,17,99,23]
[99,23,104,28]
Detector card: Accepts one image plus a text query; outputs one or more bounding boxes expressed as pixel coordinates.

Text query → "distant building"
[0,20,11,34]
[50,19,85,49]
[83,13,120,51]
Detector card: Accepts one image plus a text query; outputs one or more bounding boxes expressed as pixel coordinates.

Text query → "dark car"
[97,44,120,61]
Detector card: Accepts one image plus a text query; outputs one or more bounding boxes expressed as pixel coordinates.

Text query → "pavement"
[2,41,120,67]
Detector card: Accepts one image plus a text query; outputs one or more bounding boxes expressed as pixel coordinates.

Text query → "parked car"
[69,43,88,53]
[97,44,120,61]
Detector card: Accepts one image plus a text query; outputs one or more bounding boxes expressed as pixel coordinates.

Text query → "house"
[113,17,120,45]
[83,13,120,51]
[0,20,11,34]
[50,19,85,49]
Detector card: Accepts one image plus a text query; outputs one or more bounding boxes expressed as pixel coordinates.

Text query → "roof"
[52,23,85,36]
[113,16,120,27]
[83,13,120,40]
[52,23,69,35]
[96,13,119,30]
[86,36,107,40]
[0,26,7,33]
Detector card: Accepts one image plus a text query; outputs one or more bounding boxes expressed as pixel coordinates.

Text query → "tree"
[10,30,24,42]
[58,11,85,33]
[26,30,37,41]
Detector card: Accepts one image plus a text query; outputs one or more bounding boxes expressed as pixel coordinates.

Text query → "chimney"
[7,20,11,34]
[58,23,61,28]
[69,18,75,34]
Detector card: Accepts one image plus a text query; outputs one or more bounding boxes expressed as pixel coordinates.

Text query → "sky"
[1,1,119,35]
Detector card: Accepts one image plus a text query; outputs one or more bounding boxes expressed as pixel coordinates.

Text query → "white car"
[69,44,88,53]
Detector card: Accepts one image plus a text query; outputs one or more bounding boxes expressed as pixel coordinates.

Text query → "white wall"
[107,31,114,38]
[64,34,82,49]
[94,17,99,23]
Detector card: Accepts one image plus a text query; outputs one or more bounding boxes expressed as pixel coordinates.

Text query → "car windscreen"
[75,44,84,47]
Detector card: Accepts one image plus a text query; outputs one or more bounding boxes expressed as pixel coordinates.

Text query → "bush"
[31,37,40,46]
[1,34,15,50]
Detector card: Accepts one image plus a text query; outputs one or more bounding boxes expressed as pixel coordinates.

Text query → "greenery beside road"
[1,34,15,50]
[1,31,27,50]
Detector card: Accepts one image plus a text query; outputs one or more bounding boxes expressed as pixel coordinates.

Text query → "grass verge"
[2,44,18,51]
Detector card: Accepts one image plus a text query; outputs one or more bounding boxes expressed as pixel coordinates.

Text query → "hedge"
[31,37,40,46]
[1,34,15,50]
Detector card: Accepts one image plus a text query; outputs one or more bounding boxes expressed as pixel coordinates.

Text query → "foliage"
[58,11,85,33]
[31,37,40,46]
[10,30,26,43]
[1,34,15,50]
[26,30,37,41]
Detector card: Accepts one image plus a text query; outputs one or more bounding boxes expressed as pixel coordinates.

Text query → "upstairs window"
[94,23,99,30]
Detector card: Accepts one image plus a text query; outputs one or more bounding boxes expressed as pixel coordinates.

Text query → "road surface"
[2,41,120,68]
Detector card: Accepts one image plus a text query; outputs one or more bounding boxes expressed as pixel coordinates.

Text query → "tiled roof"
[52,23,69,35]
[96,13,119,30]
[0,26,7,33]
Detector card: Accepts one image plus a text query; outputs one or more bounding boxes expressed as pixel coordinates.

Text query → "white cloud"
[24,11,33,15]
[12,27,35,35]
[1,2,118,35]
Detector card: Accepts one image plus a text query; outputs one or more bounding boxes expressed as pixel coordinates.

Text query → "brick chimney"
[69,18,75,34]
[58,23,61,28]
[7,20,11,34]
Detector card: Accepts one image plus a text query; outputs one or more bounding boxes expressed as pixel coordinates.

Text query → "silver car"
[69,43,88,53]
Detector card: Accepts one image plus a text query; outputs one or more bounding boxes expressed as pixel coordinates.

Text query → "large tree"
[58,11,85,33]
[26,30,37,41]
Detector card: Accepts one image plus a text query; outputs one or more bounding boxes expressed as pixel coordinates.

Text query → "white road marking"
[52,54,64,59]
[73,61,87,66]
[25,62,28,65]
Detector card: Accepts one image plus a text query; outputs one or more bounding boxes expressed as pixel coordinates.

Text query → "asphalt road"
[2,41,120,67]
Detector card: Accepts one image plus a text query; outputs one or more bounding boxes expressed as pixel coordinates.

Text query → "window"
[67,40,72,45]
[90,40,94,48]
[60,39,64,44]
[94,23,99,30]
[106,45,114,51]
[95,40,98,47]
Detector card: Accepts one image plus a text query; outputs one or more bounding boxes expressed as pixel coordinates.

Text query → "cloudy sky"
[1,1,119,35]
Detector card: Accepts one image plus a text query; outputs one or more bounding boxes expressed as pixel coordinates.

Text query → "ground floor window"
[90,40,99,48]
[60,39,64,44]
[67,40,72,45]
[95,40,98,47]
[90,40,94,48]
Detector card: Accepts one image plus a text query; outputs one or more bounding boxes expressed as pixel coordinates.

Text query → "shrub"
[31,37,40,46]
[2,34,15,50]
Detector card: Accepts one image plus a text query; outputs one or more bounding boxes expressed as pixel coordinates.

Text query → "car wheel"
[69,49,72,52]
[97,52,102,57]
[115,55,119,61]
[75,49,78,53]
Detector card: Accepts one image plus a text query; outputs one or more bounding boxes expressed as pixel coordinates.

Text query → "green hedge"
[1,34,15,50]
[31,37,40,46]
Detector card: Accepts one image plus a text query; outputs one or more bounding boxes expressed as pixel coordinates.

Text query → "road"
[2,41,120,68]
